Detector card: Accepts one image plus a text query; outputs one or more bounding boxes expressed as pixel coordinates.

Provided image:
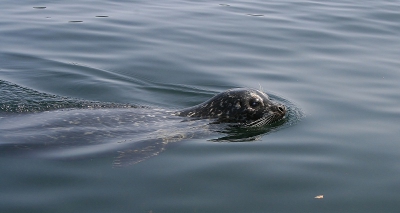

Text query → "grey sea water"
[1,0,400,212]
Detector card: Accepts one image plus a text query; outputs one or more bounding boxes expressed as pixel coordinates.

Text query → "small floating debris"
[33,6,46,9]
[314,195,324,199]
[95,15,109,18]
[69,20,83,23]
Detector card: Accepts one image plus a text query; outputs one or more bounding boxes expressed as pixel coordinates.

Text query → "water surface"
[1,0,400,212]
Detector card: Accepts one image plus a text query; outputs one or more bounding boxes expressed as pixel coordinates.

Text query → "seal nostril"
[278,105,286,113]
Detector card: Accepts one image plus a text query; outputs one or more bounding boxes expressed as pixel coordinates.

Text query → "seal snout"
[271,104,286,116]
[278,104,286,114]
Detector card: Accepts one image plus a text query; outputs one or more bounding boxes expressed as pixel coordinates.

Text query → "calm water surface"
[1,0,400,212]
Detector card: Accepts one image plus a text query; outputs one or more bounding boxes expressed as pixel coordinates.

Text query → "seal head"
[175,88,286,127]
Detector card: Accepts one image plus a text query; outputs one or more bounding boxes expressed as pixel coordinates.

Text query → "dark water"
[1,0,400,212]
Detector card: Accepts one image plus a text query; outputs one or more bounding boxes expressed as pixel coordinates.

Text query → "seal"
[1,82,291,166]
[175,88,286,127]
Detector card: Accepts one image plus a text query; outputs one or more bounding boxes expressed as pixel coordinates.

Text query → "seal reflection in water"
[175,88,286,127]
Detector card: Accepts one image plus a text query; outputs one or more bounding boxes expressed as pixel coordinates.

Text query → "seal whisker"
[257,83,265,94]
[245,112,284,128]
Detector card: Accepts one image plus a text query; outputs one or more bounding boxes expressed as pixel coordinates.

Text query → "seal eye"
[249,98,261,108]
